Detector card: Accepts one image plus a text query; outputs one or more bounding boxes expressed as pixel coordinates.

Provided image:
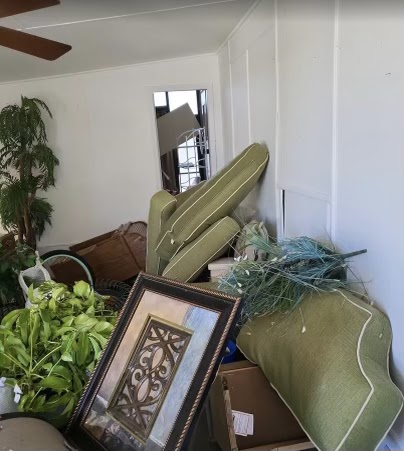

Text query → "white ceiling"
[0,0,254,83]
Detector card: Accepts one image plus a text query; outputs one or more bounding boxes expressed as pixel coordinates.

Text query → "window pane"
[168,91,198,114]
[154,92,167,107]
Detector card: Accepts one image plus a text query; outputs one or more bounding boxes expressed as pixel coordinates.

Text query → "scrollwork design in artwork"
[108,317,191,441]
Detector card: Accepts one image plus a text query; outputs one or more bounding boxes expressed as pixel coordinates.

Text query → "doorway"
[153,89,210,194]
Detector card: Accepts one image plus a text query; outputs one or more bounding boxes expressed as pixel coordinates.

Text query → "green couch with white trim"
[237,290,404,451]
[146,143,269,282]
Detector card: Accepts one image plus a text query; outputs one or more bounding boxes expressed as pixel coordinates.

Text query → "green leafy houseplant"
[0,96,59,249]
[0,243,36,310]
[0,280,117,426]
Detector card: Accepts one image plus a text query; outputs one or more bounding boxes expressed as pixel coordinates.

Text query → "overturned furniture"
[70,221,147,281]
[45,222,147,284]
[237,290,404,451]
[147,143,269,283]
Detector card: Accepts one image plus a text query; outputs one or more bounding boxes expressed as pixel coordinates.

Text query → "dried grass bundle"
[219,234,367,324]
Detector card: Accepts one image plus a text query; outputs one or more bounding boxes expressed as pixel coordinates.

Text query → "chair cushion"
[146,190,177,275]
[237,290,403,451]
[162,216,240,282]
[155,143,269,262]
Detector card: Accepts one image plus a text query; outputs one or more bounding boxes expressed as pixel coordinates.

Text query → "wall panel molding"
[230,51,250,153]
[245,49,252,144]
[228,41,236,158]
[274,0,281,236]
[331,0,340,241]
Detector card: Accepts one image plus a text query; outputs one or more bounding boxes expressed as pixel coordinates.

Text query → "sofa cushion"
[175,181,206,208]
[146,190,177,275]
[237,290,403,451]
[162,216,240,282]
[155,143,269,262]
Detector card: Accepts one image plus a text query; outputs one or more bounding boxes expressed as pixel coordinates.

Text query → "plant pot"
[0,385,18,414]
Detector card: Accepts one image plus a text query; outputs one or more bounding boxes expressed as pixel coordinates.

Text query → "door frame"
[147,83,219,191]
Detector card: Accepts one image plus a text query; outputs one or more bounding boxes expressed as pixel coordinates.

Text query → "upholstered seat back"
[146,143,269,282]
[238,290,403,451]
[155,143,269,262]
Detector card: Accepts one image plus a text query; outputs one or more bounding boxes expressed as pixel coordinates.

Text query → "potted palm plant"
[0,96,59,249]
[0,243,36,317]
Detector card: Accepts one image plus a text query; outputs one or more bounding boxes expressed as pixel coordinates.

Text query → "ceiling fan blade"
[0,26,71,60]
[0,0,60,19]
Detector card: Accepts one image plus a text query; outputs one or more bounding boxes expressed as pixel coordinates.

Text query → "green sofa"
[146,143,269,282]
[237,290,403,451]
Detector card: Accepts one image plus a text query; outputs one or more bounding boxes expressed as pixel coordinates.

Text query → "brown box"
[209,361,311,451]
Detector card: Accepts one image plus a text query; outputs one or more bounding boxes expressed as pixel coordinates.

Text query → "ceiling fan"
[0,0,71,60]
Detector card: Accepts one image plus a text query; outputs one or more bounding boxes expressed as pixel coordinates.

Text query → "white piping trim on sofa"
[334,290,374,451]
[163,217,227,274]
[186,241,233,283]
[180,155,269,245]
[239,290,403,451]
[374,340,404,451]
[157,198,177,274]
[375,334,404,451]
[268,381,320,451]
[148,197,176,275]
[162,217,237,281]
[155,143,256,251]
[158,153,268,263]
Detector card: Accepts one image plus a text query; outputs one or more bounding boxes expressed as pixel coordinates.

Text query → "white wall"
[336,2,404,445]
[218,0,277,233]
[219,0,404,446]
[0,54,223,250]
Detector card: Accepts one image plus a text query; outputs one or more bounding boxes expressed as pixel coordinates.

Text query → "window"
[168,91,198,114]
[153,92,167,107]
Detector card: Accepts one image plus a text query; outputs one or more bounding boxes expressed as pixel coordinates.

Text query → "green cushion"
[192,281,219,290]
[237,290,403,451]
[146,190,177,275]
[175,181,206,208]
[155,143,269,262]
[162,216,240,282]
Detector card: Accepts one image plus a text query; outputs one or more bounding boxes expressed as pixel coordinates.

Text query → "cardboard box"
[208,257,234,281]
[209,361,312,451]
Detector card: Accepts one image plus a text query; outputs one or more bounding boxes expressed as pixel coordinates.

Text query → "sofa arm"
[237,290,404,451]
[146,190,177,275]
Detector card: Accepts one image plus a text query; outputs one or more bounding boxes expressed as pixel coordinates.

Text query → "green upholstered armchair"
[146,143,269,283]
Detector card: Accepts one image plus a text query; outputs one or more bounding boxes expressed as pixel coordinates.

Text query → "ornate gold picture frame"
[65,272,241,451]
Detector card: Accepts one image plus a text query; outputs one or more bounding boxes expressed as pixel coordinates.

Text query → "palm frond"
[30,197,53,239]
[20,96,52,146]
[30,144,59,188]
[0,180,25,232]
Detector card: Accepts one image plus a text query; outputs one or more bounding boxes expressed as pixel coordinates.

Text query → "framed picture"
[65,272,241,451]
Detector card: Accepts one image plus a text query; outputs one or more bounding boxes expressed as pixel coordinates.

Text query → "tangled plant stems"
[219,234,367,325]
